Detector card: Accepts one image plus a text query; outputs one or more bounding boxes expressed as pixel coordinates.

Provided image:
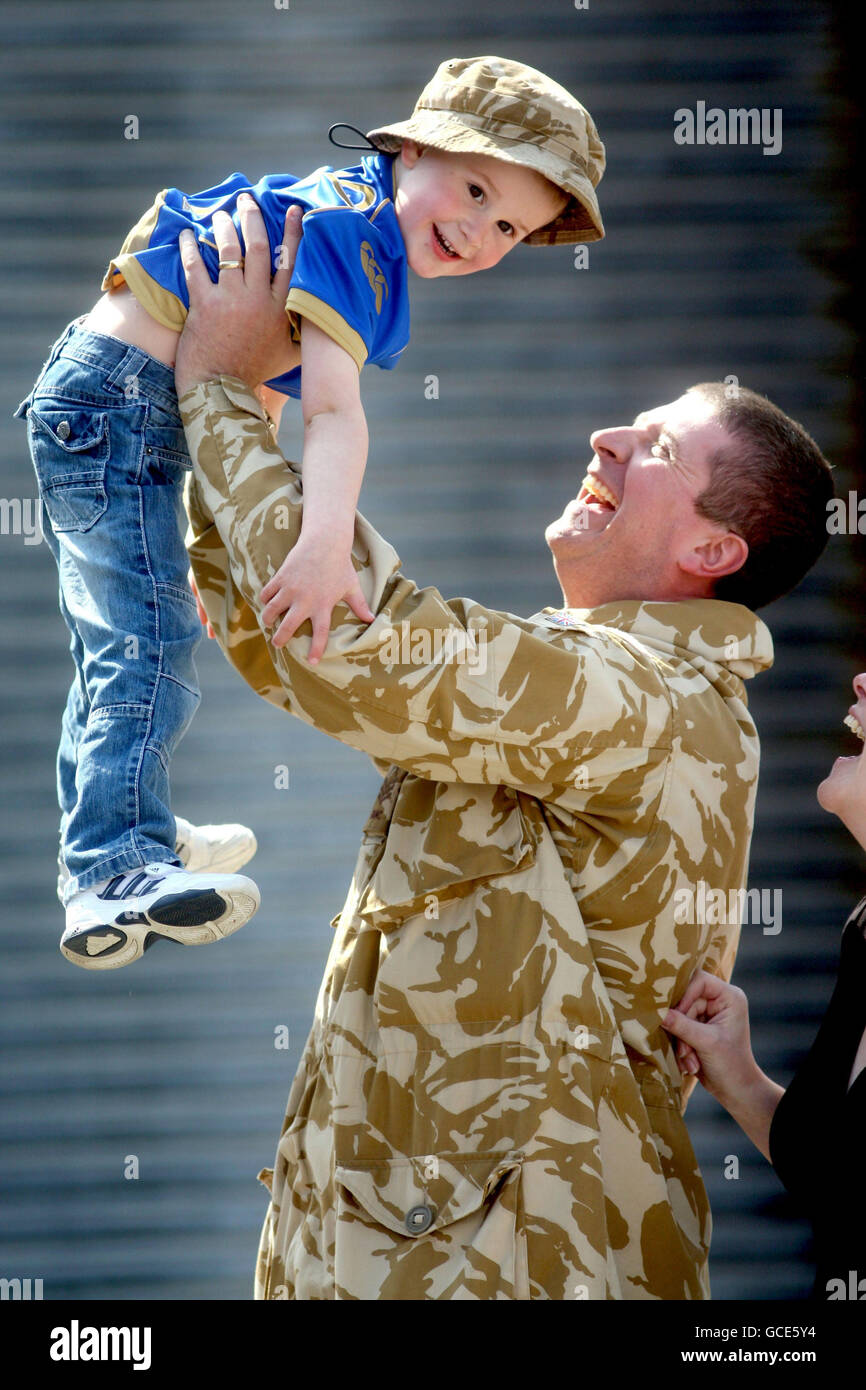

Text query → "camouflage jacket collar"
[533,597,774,683]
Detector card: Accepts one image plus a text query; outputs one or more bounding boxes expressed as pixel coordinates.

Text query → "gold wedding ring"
[218,258,244,270]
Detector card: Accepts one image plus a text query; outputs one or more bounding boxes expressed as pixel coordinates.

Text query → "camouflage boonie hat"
[366,55,605,246]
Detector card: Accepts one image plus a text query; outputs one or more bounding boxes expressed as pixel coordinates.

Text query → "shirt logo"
[360,241,388,314]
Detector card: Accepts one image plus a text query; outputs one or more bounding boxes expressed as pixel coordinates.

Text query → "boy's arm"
[261,319,373,663]
[181,372,677,796]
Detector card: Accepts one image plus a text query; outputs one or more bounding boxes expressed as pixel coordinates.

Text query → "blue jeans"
[15,319,202,903]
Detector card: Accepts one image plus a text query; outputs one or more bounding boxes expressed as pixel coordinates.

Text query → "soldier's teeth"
[844,713,865,742]
[581,476,618,508]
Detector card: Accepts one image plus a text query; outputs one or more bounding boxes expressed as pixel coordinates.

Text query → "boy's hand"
[662,971,756,1103]
[260,531,375,663]
[175,196,302,395]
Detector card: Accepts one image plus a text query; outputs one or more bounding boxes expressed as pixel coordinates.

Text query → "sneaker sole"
[60,886,260,971]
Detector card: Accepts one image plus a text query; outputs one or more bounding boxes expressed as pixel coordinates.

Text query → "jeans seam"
[156,580,197,605]
[143,738,171,778]
[158,670,200,699]
[86,702,154,718]
[130,437,162,836]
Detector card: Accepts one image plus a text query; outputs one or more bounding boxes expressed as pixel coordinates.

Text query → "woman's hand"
[663,971,755,1102]
[662,971,784,1162]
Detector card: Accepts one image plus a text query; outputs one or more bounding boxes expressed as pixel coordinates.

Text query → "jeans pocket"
[28,404,109,533]
[142,422,191,485]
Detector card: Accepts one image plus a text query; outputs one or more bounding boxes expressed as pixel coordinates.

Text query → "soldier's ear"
[680,531,749,582]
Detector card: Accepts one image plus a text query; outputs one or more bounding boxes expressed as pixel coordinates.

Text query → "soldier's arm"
[181,373,670,792]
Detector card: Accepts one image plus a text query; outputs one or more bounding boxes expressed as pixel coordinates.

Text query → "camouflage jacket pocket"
[334,1152,527,1300]
[356,778,541,930]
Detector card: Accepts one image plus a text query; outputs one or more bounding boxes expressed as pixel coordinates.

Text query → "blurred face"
[545,392,748,608]
[392,141,567,278]
[817,672,866,850]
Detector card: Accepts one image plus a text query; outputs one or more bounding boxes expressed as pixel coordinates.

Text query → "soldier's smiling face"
[545,392,748,607]
[392,142,567,277]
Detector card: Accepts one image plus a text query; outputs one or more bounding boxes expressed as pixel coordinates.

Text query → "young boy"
[15,56,605,972]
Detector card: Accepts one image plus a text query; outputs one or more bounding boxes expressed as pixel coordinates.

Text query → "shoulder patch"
[360,241,389,314]
[540,609,582,630]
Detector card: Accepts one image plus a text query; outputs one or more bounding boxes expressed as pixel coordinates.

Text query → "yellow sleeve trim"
[100,256,188,332]
[284,289,367,371]
[99,190,188,331]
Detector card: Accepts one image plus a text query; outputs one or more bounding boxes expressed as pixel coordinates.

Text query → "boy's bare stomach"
[84,287,180,368]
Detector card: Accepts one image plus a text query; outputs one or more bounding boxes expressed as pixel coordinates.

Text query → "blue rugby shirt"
[101,153,410,397]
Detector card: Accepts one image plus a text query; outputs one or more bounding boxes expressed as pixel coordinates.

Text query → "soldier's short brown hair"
[688,382,835,610]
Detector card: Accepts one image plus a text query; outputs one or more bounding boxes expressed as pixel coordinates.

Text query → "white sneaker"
[60,863,260,970]
[174,817,257,875]
[57,816,257,902]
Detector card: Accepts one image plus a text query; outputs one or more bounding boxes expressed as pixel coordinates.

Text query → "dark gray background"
[0,0,861,1300]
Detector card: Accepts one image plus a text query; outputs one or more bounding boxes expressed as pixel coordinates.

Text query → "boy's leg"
[21,329,201,903]
[46,535,256,897]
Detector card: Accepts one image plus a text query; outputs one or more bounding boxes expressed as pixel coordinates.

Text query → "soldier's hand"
[175,197,302,396]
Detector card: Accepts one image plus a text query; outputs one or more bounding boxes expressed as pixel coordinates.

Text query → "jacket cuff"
[178,375,282,446]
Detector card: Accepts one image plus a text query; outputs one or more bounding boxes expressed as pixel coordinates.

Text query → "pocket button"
[56,420,71,440]
[405,1204,435,1235]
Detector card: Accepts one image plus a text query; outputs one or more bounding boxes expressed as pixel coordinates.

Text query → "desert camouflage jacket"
[180,377,774,1300]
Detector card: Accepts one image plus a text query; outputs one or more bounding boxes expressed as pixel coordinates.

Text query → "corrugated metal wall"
[0,0,860,1300]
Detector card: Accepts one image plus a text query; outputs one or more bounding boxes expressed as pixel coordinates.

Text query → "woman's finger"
[672,970,717,1017]
[662,1007,711,1051]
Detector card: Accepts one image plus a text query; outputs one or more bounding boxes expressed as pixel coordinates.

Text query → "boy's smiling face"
[392,140,568,277]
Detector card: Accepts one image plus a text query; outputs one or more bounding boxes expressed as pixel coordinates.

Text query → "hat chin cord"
[328,124,379,152]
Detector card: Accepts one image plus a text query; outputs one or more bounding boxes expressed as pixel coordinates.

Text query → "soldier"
[174,199,833,1300]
